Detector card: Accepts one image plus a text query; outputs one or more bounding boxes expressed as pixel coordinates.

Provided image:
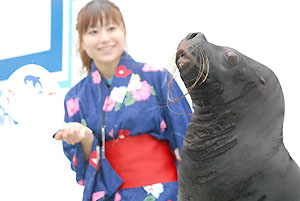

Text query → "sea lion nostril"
[186,32,199,41]
[185,32,207,42]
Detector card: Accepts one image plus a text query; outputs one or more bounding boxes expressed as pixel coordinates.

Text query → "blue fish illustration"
[24,75,43,94]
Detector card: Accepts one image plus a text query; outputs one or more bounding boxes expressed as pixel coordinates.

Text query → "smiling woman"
[54,1,192,201]
[76,0,126,76]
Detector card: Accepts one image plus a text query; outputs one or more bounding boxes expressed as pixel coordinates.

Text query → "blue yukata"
[62,52,192,201]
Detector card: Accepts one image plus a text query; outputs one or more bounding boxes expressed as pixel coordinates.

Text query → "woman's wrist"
[81,128,94,161]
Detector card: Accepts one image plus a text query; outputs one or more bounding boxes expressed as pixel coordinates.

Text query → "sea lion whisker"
[186,53,210,93]
[197,51,206,83]
[169,53,181,76]
[185,55,204,91]
[180,62,197,77]
[165,47,208,113]
[179,46,200,76]
[165,73,193,115]
[200,54,210,84]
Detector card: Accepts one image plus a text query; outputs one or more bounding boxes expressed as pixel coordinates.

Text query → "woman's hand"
[54,122,94,161]
[54,122,93,145]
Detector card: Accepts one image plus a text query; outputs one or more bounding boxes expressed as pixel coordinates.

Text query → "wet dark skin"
[176,32,300,201]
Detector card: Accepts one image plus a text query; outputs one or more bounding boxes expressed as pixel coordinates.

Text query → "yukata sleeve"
[158,71,192,158]
[62,95,122,199]
[62,95,86,185]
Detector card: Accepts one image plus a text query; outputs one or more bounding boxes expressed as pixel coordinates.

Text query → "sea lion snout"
[176,32,207,68]
[175,32,210,90]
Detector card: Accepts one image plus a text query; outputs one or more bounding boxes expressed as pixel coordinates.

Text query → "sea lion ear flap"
[258,75,267,92]
[225,51,240,66]
[259,76,266,85]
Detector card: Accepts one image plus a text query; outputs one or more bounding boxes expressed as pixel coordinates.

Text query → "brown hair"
[76,0,126,74]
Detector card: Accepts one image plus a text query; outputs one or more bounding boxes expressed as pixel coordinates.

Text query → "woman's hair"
[76,0,126,74]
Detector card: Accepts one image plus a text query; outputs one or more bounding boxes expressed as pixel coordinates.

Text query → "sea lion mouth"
[175,43,210,91]
[175,49,190,69]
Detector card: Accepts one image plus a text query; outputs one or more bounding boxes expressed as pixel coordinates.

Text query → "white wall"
[0,0,299,200]
[118,0,300,163]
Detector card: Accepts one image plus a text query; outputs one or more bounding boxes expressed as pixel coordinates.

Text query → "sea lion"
[175,32,300,201]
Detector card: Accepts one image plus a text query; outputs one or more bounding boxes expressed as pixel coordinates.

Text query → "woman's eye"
[88,29,98,34]
[108,26,116,31]
[225,51,240,66]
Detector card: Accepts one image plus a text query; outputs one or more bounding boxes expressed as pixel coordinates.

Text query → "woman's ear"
[80,41,86,52]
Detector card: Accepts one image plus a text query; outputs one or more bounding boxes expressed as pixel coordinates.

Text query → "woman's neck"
[94,58,121,79]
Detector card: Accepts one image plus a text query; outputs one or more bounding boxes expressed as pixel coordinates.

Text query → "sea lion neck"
[183,97,239,161]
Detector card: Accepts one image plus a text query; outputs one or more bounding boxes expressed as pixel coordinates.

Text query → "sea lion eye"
[176,50,186,63]
[225,51,240,66]
[177,50,186,58]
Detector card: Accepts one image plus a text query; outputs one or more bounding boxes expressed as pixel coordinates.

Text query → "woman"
[54,0,191,200]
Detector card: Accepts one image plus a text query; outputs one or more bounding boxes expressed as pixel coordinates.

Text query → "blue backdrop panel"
[0,0,63,81]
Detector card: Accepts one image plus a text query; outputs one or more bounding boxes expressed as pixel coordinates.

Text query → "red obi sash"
[105,134,178,189]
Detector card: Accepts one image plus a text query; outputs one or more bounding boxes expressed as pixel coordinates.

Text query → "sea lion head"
[176,32,282,106]
[175,32,284,132]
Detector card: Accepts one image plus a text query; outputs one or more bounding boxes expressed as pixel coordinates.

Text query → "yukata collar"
[90,51,133,73]
[89,51,136,90]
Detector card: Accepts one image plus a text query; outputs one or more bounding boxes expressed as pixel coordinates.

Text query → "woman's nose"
[99,30,110,42]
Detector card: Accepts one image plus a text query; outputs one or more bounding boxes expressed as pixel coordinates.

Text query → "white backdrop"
[0,0,299,200]
[119,0,300,163]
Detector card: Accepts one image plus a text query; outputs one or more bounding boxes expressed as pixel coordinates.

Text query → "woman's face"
[81,19,126,68]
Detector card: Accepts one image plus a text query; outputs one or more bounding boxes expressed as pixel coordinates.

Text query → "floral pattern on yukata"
[142,64,164,72]
[104,73,157,112]
[160,120,167,133]
[92,70,102,84]
[66,97,79,117]
[92,191,105,201]
[143,183,164,200]
[62,52,192,201]
[89,146,101,170]
[115,65,132,78]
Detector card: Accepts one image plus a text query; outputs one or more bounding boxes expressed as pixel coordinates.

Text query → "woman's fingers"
[53,130,63,140]
[54,122,88,145]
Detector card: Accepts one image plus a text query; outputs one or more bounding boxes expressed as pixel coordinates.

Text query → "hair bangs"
[77,0,125,34]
